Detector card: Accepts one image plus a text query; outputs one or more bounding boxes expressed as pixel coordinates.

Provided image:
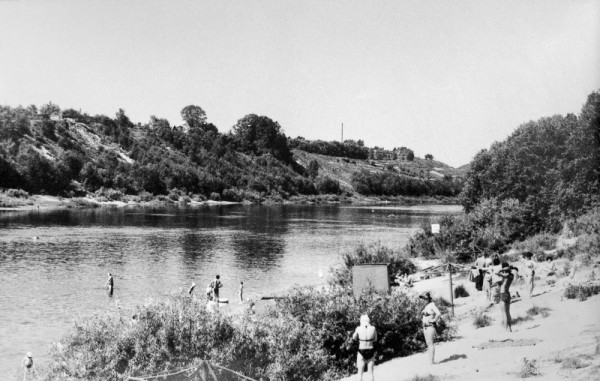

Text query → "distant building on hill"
[369,146,415,161]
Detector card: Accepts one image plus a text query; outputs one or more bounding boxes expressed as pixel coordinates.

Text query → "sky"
[1,0,598,167]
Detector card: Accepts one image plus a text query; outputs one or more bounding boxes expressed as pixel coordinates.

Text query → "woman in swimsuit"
[420,292,441,365]
[523,252,536,298]
[352,314,377,381]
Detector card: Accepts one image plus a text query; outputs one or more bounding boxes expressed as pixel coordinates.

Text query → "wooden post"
[448,263,455,317]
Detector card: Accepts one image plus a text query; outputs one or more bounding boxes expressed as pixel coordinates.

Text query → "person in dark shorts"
[497,263,515,332]
[420,292,441,364]
[352,314,377,381]
[210,275,223,301]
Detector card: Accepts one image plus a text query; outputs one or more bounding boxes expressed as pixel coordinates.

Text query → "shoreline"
[0,192,461,212]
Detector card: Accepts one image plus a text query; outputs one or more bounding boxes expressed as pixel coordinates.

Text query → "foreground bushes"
[33,283,453,381]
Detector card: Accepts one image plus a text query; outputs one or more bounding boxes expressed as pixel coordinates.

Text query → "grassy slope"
[293,149,466,192]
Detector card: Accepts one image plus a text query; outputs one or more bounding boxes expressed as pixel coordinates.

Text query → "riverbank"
[0,189,460,212]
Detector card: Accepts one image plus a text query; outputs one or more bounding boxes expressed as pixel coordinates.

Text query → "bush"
[519,358,539,378]
[4,188,29,198]
[454,284,469,298]
[32,285,456,381]
[330,242,416,288]
[563,284,600,301]
[315,176,342,195]
[473,312,492,328]
[94,187,123,201]
[526,306,550,317]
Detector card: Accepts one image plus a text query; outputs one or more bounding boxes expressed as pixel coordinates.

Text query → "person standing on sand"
[22,352,33,380]
[523,252,536,298]
[420,292,441,365]
[238,281,244,303]
[497,263,515,332]
[352,314,377,381]
[188,282,196,295]
[474,253,486,291]
[104,273,114,296]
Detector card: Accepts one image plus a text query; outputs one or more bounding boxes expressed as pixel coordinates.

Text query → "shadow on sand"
[438,354,467,364]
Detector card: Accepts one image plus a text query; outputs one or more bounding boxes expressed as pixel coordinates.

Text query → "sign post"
[448,263,455,317]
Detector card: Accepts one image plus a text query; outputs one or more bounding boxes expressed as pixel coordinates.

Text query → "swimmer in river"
[210,275,222,302]
[104,272,114,295]
[22,352,33,380]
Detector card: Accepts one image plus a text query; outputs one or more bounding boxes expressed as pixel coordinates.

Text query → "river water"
[0,203,460,377]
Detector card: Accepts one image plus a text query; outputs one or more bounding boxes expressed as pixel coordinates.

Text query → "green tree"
[307,159,319,179]
[180,105,207,128]
[232,114,293,163]
[40,101,60,116]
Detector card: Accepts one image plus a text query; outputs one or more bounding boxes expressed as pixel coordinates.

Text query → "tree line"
[0,103,457,201]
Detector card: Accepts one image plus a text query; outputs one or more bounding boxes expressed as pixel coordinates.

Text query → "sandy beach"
[340,265,600,381]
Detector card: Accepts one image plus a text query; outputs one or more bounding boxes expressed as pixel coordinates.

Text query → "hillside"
[293,150,465,192]
[0,105,463,202]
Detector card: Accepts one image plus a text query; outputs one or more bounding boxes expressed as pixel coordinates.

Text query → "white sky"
[1,0,599,167]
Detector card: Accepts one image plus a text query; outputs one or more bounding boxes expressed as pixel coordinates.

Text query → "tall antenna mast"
[341,123,344,143]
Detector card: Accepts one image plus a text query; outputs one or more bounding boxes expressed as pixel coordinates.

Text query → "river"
[0,203,461,377]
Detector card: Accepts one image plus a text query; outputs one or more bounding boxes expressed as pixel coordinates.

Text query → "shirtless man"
[352,315,377,381]
[497,263,515,332]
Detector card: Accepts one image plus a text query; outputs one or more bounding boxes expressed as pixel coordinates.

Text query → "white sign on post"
[431,224,440,234]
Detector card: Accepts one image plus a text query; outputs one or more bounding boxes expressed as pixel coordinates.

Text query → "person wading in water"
[104,272,114,296]
[22,352,33,380]
[352,314,377,381]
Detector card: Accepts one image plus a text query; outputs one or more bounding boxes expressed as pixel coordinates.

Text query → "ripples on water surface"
[0,203,460,376]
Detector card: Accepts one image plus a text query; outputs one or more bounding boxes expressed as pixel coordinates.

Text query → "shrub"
[330,242,416,288]
[473,312,492,328]
[560,356,588,369]
[4,188,29,198]
[526,306,550,317]
[94,187,123,201]
[136,191,154,202]
[513,233,557,253]
[454,284,469,298]
[315,176,342,195]
[519,358,539,378]
[563,284,600,301]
